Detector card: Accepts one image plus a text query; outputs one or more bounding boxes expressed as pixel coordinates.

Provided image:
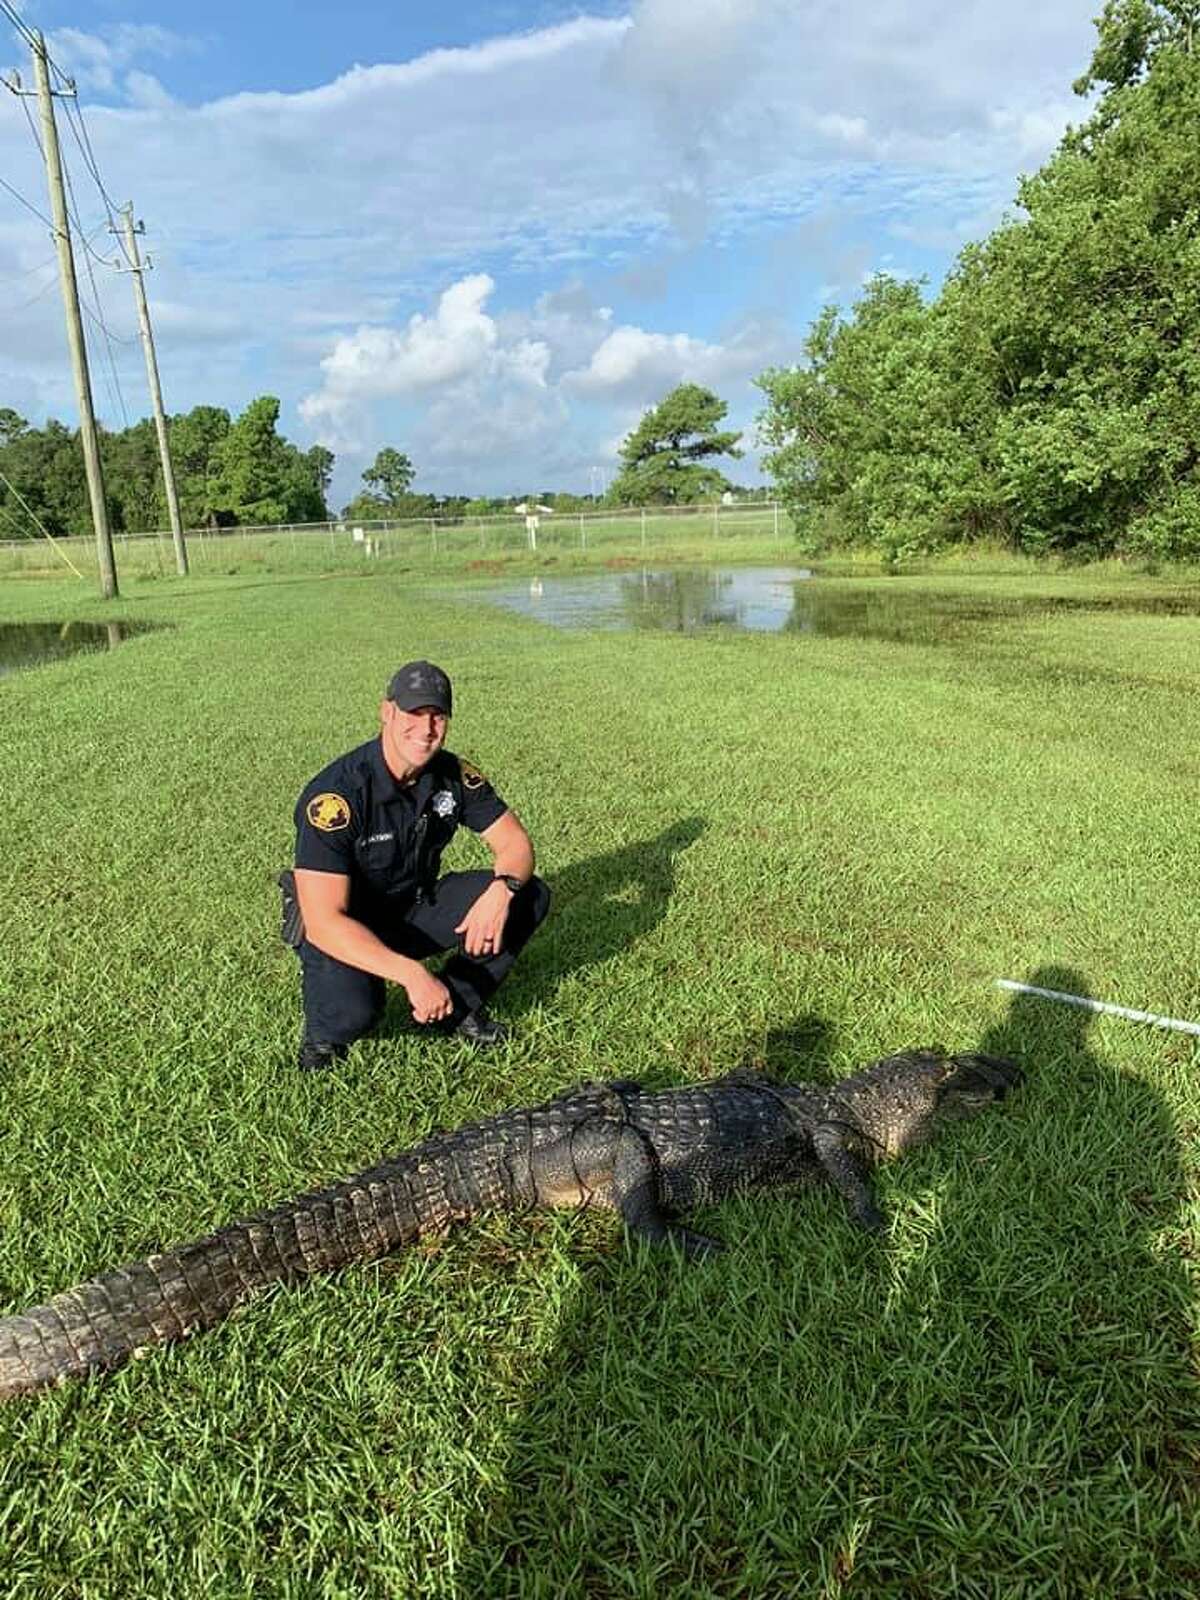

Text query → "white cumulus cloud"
[300,275,500,435]
[47,24,199,97]
[565,319,788,402]
[297,271,797,488]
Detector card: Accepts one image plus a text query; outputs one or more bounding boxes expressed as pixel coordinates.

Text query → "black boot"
[297,1037,344,1071]
[454,1008,510,1049]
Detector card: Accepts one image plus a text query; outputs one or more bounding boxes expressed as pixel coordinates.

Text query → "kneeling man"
[285,660,550,1069]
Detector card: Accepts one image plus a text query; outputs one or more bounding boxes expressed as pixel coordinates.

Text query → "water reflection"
[495,566,813,633]
[476,566,1200,641]
[0,619,163,678]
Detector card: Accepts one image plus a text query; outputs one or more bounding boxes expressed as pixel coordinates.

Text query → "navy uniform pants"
[298,870,551,1049]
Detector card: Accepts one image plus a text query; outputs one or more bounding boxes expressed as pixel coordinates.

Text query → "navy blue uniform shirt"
[294,738,507,924]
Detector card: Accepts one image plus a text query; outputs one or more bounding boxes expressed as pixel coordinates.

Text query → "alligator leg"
[812,1123,884,1233]
[527,1120,721,1258]
[611,1127,724,1260]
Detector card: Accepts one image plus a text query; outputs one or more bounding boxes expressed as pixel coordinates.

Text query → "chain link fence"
[0,501,789,582]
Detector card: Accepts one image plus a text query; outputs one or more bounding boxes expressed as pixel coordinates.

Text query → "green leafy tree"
[757,0,1200,560]
[758,278,1007,557]
[0,408,27,446]
[608,384,743,505]
[102,418,163,534]
[201,397,329,526]
[362,447,415,505]
[306,445,334,501]
[0,400,330,537]
[341,447,425,521]
[207,397,293,524]
[0,417,89,538]
[1072,0,1195,97]
[168,406,232,528]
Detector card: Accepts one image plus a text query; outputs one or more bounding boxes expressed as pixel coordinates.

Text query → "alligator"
[0,1048,1020,1399]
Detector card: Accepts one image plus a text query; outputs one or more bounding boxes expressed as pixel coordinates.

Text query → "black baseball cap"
[388,660,453,715]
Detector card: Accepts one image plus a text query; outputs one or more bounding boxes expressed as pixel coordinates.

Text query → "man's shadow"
[462,815,707,1020]
[366,815,705,1040]
[865,965,1200,1584]
[447,970,1199,1594]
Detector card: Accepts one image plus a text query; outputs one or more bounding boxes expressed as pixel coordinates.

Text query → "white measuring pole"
[995,979,1200,1037]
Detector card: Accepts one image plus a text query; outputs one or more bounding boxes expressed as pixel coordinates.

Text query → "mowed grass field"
[1,558,1199,1598]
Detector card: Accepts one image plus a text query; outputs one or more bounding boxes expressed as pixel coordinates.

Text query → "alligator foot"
[812,1123,883,1233]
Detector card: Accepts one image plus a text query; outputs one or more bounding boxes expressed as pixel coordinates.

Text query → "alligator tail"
[0,1136,494,1400]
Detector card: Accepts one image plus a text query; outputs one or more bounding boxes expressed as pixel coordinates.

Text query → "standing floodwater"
[457,567,1200,641]
[0,620,163,679]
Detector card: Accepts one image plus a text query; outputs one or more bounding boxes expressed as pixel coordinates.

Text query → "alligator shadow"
[449,973,1199,1594]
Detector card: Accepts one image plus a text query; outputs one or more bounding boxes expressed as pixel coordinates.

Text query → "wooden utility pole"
[118,205,188,575]
[31,31,118,599]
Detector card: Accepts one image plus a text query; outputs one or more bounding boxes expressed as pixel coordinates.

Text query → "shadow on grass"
[375,816,708,1039]
[450,969,1200,1596]
[518,814,707,1004]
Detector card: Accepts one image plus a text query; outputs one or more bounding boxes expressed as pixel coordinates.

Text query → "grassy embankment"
[1,557,1198,1597]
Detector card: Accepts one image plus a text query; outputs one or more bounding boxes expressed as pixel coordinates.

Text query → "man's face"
[383,701,448,772]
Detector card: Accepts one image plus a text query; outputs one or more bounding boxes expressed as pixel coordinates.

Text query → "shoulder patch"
[459,760,487,791]
[306,792,352,832]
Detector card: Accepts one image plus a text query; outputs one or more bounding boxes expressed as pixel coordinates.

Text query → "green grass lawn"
[1,558,1199,1597]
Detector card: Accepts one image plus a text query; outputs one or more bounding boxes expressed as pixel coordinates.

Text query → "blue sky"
[0,0,1101,507]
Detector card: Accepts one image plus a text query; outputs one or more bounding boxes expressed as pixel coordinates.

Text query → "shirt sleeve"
[456,758,508,833]
[294,782,359,873]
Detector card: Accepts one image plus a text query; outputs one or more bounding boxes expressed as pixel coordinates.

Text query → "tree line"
[0,397,332,539]
[0,383,758,541]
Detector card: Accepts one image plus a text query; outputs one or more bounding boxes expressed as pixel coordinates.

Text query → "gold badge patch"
[460,760,486,791]
[307,792,351,832]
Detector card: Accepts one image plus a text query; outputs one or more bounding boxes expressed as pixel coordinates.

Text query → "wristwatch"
[493,873,523,895]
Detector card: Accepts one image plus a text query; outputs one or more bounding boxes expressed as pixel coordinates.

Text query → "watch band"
[493,873,522,895]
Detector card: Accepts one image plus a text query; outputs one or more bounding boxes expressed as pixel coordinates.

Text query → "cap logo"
[307,792,351,832]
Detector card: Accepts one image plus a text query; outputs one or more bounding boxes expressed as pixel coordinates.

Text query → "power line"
[0,2,73,93]
[0,167,52,227]
[60,140,130,426]
[3,7,125,246]
[80,294,135,345]
[14,74,41,152]
[0,0,38,54]
[8,259,58,310]
[24,21,116,596]
[3,9,158,464]
[0,251,55,285]
[64,95,122,225]
[5,53,117,274]
[2,9,124,259]
[0,462,87,577]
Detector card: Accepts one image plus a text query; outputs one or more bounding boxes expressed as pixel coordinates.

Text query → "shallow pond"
[0,620,163,679]
[464,566,1200,642]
